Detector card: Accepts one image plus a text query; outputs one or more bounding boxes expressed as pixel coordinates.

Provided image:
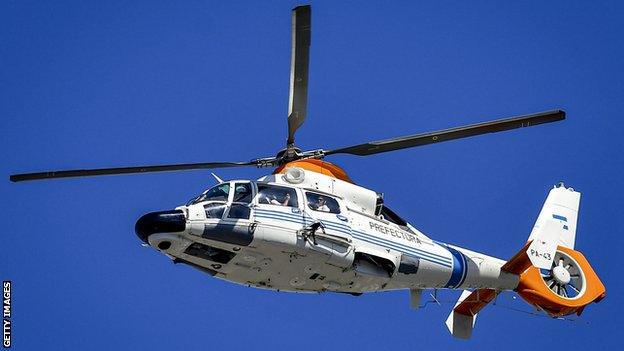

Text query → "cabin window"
[305,192,341,214]
[257,184,298,208]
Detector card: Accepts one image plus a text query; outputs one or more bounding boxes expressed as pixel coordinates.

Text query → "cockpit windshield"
[187,183,231,205]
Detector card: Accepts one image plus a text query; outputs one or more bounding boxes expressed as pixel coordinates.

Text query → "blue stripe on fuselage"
[352,230,451,265]
[351,232,452,268]
[254,208,452,269]
[444,245,467,288]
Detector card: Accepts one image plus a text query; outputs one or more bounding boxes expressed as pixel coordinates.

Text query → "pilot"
[316,196,330,212]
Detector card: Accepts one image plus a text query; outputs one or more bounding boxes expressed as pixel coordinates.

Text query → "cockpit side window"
[228,183,253,219]
[256,184,298,208]
[204,202,227,219]
[233,183,252,203]
[305,192,341,214]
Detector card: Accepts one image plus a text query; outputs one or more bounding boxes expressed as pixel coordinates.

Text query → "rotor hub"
[275,146,303,164]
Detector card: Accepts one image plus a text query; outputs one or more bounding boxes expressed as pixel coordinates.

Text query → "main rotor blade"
[10,161,256,182]
[287,5,311,146]
[325,110,565,156]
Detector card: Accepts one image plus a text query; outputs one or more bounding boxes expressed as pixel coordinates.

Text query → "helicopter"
[9,5,605,339]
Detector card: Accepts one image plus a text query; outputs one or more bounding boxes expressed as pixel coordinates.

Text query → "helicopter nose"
[135,209,187,243]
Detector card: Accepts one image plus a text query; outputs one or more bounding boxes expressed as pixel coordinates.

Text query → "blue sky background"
[2,1,623,349]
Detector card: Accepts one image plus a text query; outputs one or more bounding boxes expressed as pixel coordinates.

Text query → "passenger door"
[303,191,354,268]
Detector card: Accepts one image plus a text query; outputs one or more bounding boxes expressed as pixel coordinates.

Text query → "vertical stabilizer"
[502,184,605,318]
[528,183,580,249]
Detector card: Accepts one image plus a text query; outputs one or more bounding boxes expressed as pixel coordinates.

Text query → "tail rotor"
[540,251,585,299]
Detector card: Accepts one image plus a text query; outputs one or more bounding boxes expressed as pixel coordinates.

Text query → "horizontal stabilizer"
[445,289,498,339]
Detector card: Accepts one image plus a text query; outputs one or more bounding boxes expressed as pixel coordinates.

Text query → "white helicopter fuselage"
[145,165,518,296]
[11,4,604,339]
